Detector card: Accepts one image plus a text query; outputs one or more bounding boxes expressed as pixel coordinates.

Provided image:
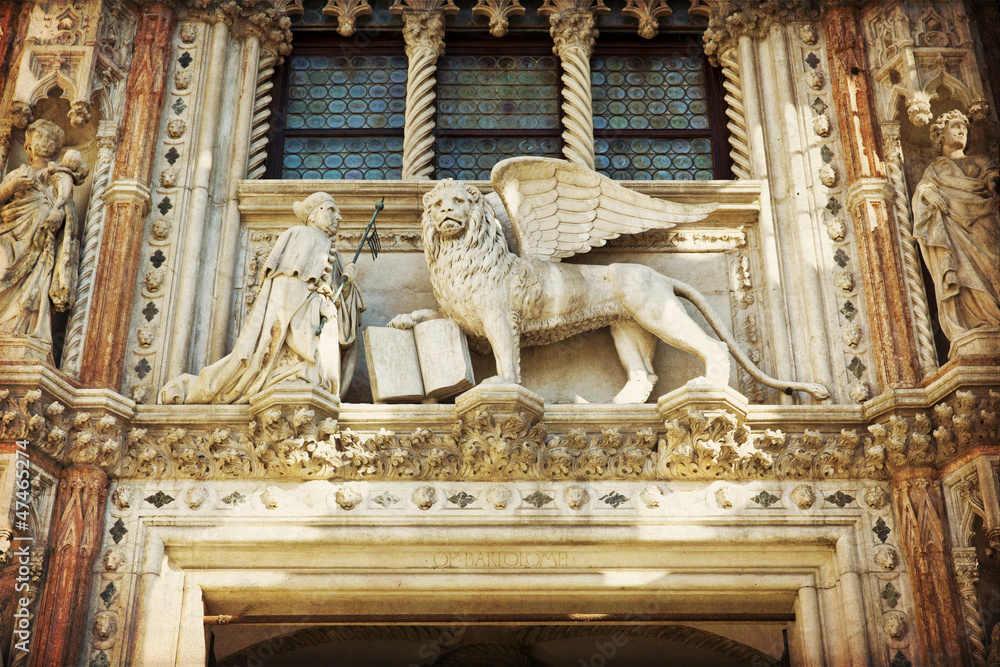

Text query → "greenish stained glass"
[437,56,560,132]
[436,137,560,180]
[436,55,561,179]
[592,55,709,133]
[281,52,405,180]
[290,0,336,26]
[286,55,407,131]
[282,136,404,180]
[594,137,714,181]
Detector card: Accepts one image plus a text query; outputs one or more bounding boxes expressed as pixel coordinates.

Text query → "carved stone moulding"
[862,1,988,127]
[2,362,998,483]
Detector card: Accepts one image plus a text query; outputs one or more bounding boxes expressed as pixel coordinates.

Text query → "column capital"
[103,179,152,213]
[402,10,446,60]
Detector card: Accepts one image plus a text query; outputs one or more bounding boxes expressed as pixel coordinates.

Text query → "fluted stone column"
[400,11,445,180]
[81,3,175,390]
[61,122,119,376]
[165,15,232,379]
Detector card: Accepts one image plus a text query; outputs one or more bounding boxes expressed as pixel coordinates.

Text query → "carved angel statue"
[0,119,88,343]
[911,110,999,355]
[391,156,829,403]
[160,192,364,404]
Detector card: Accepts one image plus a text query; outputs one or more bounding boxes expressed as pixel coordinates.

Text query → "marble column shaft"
[401,11,445,180]
[550,9,597,170]
[892,467,971,666]
[29,465,108,667]
[80,4,175,390]
[822,6,920,391]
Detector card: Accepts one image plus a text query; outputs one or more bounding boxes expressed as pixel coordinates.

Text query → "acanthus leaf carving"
[471,0,525,38]
[622,0,671,39]
[321,0,372,37]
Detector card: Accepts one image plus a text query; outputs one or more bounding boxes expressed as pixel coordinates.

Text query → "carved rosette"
[547,9,598,169]
[400,11,447,180]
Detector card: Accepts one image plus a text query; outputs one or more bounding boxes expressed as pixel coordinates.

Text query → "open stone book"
[364,318,475,402]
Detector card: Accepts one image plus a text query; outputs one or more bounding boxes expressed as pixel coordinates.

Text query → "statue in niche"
[0,119,88,343]
[390,157,830,402]
[160,192,364,404]
[911,110,1000,356]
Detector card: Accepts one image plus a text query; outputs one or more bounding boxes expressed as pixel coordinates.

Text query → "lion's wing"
[491,156,719,261]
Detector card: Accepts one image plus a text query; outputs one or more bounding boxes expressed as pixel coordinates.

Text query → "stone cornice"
[236,179,763,228]
[2,361,996,482]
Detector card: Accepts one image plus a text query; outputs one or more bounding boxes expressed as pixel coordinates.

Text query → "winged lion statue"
[390,156,830,403]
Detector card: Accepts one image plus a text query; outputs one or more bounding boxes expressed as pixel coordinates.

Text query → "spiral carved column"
[81,3,174,389]
[882,123,938,376]
[61,122,118,376]
[953,547,988,667]
[401,11,445,180]
[548,10,597,170]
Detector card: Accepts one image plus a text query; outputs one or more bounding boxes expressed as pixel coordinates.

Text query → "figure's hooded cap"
[293,191,337,223]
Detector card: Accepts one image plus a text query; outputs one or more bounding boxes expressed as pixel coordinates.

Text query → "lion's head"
[421,179,510,264]
[423,179,483,238]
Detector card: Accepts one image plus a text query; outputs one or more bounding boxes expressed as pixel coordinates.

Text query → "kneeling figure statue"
[391,157,829,403]
[160,192,363,404]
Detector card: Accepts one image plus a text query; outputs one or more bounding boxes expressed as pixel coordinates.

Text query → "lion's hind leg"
[606,264,731,388]
[609,321,658,403]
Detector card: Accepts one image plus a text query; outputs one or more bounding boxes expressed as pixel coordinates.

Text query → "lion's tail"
[672,279,831,401]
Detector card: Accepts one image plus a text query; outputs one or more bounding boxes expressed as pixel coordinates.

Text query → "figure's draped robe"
[0,166,79,342]
[912,155,1000,344]
[160,225,364,404]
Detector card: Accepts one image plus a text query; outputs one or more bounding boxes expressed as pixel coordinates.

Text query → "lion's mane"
[421,181,541,347]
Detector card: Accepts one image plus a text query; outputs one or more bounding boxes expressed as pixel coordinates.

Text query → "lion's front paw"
[388,313,415,330]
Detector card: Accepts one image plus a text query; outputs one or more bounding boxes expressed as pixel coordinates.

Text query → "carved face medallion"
[428,186,473,237]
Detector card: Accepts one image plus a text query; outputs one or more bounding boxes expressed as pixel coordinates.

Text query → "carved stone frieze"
[702,1,820,65]
[179,0,292,59]
[3,382,999,485]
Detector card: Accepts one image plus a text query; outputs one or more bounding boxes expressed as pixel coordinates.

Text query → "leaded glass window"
[270,40,406,179]
[434,46,562,180]
[591,40,729,181]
